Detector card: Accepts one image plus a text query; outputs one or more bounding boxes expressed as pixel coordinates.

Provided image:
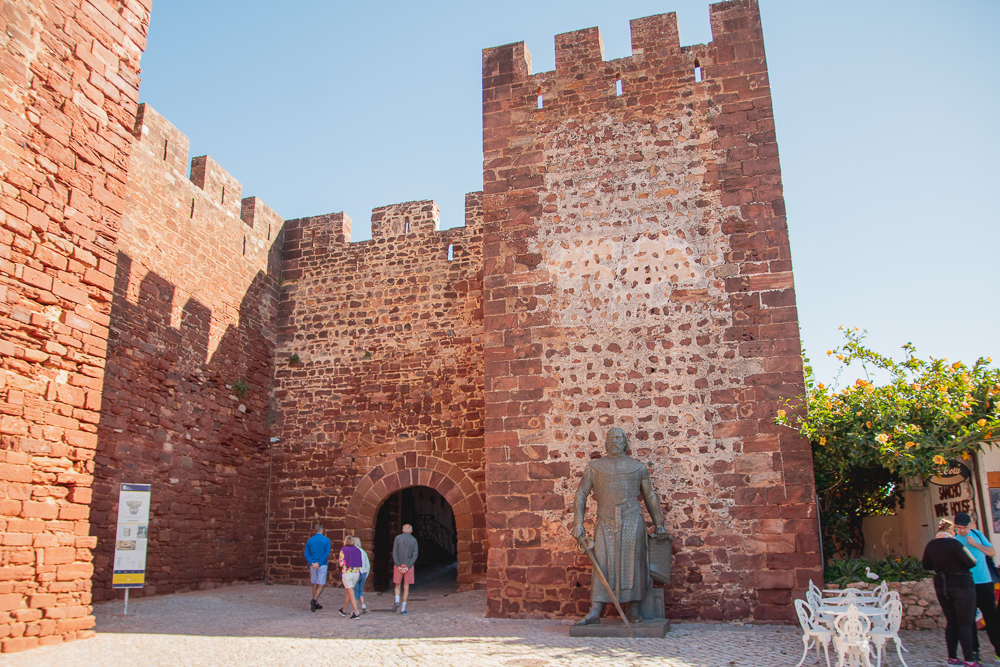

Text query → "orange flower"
[961,451,971,460]
[933,455,947,465]
[905,441,916,449]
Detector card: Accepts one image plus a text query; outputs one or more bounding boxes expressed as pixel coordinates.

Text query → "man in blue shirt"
[954,512,1000,663]
[304,523,331,612]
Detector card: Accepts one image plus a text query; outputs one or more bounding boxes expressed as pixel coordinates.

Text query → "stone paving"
[3,583,956,666]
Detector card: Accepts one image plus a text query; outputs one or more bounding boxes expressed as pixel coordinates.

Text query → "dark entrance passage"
[372,486,457,592]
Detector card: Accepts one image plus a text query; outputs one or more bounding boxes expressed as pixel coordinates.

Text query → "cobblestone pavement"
[4,583,954,666]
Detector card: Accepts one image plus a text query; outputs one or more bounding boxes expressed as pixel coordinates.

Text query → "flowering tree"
[776,328,1000,558]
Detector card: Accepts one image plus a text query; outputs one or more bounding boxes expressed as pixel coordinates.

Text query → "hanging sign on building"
[112,483,151,589]
[930,461,976,522]
[929,460,972,487]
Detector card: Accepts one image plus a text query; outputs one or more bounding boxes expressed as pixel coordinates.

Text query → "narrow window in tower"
[162,139,169,160]
[615,79,623,96]
[694,59,703,82]
[404,216,410,233]
[447,243,454,262]
[190,198,195,218]
[537,94,543,109]
[242,235,246,256]
[221,186,226,205]
[267,224,271,241]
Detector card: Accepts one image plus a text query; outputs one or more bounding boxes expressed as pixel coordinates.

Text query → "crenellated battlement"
[482,0,768,119]
[191,155,242,219]
[130,104,281,252]
[133,103,190,174]
[371,199,439,238]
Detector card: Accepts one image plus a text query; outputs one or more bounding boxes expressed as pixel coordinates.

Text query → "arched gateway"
[343,454,487,591]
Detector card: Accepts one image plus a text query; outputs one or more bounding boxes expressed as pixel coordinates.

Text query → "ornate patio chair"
[870,599,907,667]
[807,588,824,611]
[795,598,833,667]
[876,589,900,609]
[833,604,873,667]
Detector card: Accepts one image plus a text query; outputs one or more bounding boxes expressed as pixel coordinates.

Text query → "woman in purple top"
[338,537,363,619]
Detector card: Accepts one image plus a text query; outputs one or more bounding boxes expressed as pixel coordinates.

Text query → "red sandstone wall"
[0,0,149,652]
[90,104,282,601]
[270,195,488,589]
[481,0,820,621]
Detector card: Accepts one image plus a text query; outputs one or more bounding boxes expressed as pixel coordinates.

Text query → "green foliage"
[288,353,300,364]
[231,378,250,399]
[824,557,929,585]
[776,328,1000,558]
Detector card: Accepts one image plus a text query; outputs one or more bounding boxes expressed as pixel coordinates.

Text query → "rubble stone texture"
[480,0,820,621]
[0,0,821,653]
[269,195,487,589]
[0,0,151,652]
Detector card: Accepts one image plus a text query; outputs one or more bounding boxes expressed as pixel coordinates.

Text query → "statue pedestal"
[569,619,670,638]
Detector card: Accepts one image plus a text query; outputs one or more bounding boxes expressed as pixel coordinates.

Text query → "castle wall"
[269,195,488,589]
[480,0,820,621]
[0,0,150,652]
[90,104,282,601]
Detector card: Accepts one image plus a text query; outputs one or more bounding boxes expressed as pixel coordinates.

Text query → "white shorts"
[310,564,328,585]
[342,570,360,589]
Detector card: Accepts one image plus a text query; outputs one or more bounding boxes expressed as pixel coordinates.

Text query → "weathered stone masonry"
[0,0,821,653]
[480,0,819,621]
[269,195,488,590]
[91,104,282,602]
[0,0,150,652]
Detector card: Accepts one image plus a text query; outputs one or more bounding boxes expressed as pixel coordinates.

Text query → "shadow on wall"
[89,249,281,602]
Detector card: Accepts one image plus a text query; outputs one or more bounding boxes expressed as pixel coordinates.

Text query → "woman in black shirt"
[922,518,979,666]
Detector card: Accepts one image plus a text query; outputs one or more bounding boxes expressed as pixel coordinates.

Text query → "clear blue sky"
[137,0,999,385]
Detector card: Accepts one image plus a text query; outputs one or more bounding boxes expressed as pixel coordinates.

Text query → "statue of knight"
[572,427,672,625]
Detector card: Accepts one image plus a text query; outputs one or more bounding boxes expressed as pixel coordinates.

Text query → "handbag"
[973,530,1000,584]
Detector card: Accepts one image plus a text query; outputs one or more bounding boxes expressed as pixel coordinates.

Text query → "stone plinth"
[569,620,671,638]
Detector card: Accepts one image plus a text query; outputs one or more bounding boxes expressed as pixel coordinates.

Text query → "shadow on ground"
[0,578,955,667]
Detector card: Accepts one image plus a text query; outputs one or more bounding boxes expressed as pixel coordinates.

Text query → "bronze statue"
[573,427,668,625]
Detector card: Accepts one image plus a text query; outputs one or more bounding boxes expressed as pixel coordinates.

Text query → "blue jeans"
[353,572,368,600]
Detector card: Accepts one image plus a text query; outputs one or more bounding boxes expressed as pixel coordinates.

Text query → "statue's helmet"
[605,427,630,455]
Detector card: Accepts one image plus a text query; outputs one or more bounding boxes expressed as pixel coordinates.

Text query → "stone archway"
[344,453,487,591]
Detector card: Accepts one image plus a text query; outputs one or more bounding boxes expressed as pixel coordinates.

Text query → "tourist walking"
[353,536,370,614]
[954,512,1000,663]
[304,523,331,612]
[923,518,979,666]
[338,536,363,619]
[392,523,418,615]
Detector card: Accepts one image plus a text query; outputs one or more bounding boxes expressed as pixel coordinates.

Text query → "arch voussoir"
[342,454,487,590]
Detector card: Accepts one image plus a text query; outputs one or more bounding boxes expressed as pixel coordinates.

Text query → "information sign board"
[112,483,151,588]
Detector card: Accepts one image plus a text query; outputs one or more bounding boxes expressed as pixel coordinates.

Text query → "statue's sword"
[575,535,635,638]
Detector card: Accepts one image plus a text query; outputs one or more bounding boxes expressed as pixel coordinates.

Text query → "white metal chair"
[810,579,824,599]
[833,604,874,667]
[795,599,833,667]
[807,588,824,611]
[876,589,900,609]
[870,599,907,667]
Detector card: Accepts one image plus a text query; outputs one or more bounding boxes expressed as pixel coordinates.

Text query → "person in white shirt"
[353,536,371,614]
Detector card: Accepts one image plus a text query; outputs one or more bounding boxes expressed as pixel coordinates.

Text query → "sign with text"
[112,483,151,588]
[930,465,977,525]
[929,460,972,486]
